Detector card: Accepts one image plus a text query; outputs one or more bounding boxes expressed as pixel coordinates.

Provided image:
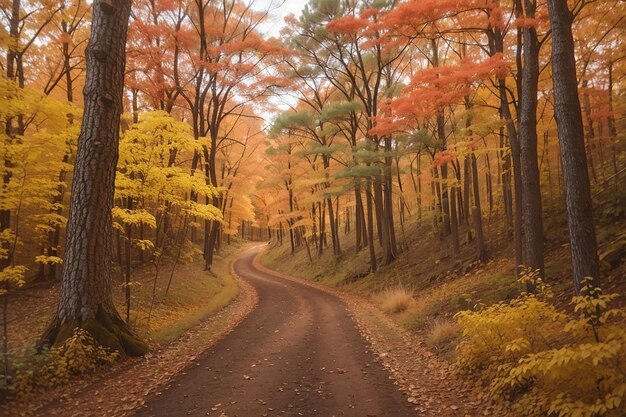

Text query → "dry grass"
[377,287,415,314]
[427,317,460,350]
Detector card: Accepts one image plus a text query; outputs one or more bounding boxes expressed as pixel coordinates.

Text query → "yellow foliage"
[0,265,26,295]
[455,274,626,417]
[34,255,63,265]
[14,328,118,394]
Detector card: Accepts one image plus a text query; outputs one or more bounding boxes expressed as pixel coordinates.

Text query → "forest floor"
[1,242,256,415]
[4,245,505,417]
[133,245,495,417]
[260,201,626,413]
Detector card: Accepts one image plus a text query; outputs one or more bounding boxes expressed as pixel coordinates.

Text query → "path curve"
[133,245,415,417]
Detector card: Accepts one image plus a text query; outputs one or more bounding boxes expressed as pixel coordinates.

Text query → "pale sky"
[254,0,307,37]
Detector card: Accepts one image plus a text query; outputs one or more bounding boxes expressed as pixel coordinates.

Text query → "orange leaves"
[360,8,380,20]
[513,18,539,29]
[369,54,510,139]
[393,54,509,119]
[326,15,368,35]
[257,76,293,89]
[432,150,458,167]
[411,55,508,89]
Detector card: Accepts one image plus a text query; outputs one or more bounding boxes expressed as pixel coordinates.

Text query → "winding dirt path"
[133,245,416,417]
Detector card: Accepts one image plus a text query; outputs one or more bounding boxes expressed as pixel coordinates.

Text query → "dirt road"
[133,245,415,417]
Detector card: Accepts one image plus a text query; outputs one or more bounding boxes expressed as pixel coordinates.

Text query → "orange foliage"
[326,15,368,34]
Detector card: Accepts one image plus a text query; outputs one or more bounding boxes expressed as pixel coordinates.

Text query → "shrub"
[378,286,414,314]
[13,328,118,395]
[427,317,460,350]
[455,272,626,417]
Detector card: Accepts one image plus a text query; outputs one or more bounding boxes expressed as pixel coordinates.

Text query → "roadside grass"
[260,204,625,365]
[375,287,415,314]
[426,317,460,359]
[261,223,520,337]
[121,241,245,345]
[127,245,241,345]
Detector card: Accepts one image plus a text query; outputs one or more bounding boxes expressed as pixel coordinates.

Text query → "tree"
[42,0,147,356]
[546,0,600,293]
[517,0,545,279]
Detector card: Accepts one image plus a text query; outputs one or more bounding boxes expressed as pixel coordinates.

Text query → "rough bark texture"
[518,0,545,278]
[42,0,147,356]
[547,0,600,293]
[471,154,488,262]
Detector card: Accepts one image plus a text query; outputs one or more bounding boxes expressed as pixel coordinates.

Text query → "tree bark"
[547,0,600,293]
[519,0,545,278]
[471,154,488,262]
[41,0,147,356]
[365,178,377,272]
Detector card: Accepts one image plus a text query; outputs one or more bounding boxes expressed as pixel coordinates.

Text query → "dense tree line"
[262,0,624,295]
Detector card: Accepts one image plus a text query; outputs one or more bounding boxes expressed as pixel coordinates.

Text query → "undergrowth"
[8,328,118,396]
[376,286,415,314]
[455,271,626,417]
[1,242,245,399]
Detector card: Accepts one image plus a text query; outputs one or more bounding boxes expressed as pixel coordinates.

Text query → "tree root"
[41,306,148,357]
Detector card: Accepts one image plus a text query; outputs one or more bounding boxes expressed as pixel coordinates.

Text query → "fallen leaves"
[4,265,259,417]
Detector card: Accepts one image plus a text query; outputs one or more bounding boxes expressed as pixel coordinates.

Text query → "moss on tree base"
[45,306,148,357]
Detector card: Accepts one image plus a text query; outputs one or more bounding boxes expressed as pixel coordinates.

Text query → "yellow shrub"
[455,273,626,417]
[14,328,118,394]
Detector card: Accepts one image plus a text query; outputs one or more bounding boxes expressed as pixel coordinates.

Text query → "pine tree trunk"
[449,179,460,256]
[366,178,377,272]
[547,0,600,293]
[354,185,362,250]
[607,61,618,180]
[471,154,488,262]
[42,0,147,356]
[519,0,545,278]
[581,79,598,184]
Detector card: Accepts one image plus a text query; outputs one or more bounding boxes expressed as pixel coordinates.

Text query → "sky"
[254,0,307,37]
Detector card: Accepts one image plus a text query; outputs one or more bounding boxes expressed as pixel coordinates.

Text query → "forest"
[0,0,625,416]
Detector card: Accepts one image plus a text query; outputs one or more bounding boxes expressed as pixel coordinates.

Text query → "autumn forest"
[1,0,625,416]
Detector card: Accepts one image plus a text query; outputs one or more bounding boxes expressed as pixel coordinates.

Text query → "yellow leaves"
[134,239,155,251]
[504,337,530,353]
[0,265,27,288]
[185,201,223,222]
[112,208,157,229]
[456,273,626,417]
[15,328,119,393]
[35,255,63,265]
[291,218,314,230]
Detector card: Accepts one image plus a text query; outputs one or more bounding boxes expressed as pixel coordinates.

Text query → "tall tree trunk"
[463,157,471,226]
[41,0,147,356]
[438,123,452,236]
[501,127,513,231]
[471,154,488,262]
[581,79,598,184]
[607,61,618,180]
[519,0,545,277]
[547,0,600,293]
[354,184,363,251]
[449,179,460,256]
[366,178,377,272]
[499,79,524,275]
